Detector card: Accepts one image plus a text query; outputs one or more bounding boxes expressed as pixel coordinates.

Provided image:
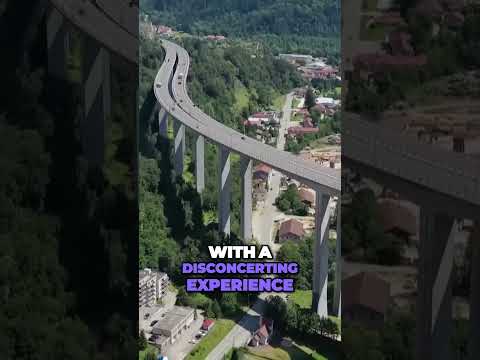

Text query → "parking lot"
[163,312,205,359]
[139,290,176,333]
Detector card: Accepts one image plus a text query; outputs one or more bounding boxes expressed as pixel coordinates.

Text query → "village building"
[279,219,305,242]
[287,126,319,136]
[377,199,418,243]
[253,163,272,203]
[299,188,316,208]
[201,319,215,332]
[249,318,273,347]
[151,306,195,344]
[343,272,391,328]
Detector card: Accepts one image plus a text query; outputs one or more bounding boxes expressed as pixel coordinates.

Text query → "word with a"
[208,245,273,259]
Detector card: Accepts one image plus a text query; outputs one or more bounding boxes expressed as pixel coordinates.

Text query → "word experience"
[182,261,298,292]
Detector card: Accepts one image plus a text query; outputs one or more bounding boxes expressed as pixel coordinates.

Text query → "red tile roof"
[256,324,269,339]
[202,319,215,329]
[377,199,417,235]
[287,126,319,135]
[371,12,407,26]
[354,53,428,71]
[279,219,305,238]
[343,272,390,315]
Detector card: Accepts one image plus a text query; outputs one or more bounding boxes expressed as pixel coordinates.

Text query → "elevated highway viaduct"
[343,112,480,360]
[154,40,342,317]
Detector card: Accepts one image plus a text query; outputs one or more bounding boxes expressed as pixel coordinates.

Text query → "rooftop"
[152,306,194,332]
[279,219,305,238]
[343,272,390,315]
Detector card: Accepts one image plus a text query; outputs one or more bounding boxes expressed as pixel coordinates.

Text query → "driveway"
[252,93,293,249]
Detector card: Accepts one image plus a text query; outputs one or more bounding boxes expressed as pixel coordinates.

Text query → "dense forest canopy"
[141,0,340,37]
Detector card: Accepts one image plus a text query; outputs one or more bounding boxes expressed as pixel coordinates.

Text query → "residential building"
[279,219,305,242]
[287,126,319,136]
[299,188,316,208]
[249,324,270,347]
[151,306,195,344]
[278,53,314,65]
[377,199,418,242]
[343,272,391,328]
[253,163,272,203]
[139,268,169,307]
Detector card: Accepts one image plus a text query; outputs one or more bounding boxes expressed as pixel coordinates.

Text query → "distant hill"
[141,0,339,37]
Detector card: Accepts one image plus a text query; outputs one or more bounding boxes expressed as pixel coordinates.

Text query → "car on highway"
[241,136,246,140]
[156,83,161,88]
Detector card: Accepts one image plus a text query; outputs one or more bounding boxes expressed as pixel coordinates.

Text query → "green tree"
[220,293,239,316]
[145,350,157,360]
[305,87,316,109]
[139,330,148,351]
[212,300,223,318]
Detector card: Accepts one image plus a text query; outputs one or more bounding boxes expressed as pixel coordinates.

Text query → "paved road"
[205,296,267,360]
[252,93,293,247]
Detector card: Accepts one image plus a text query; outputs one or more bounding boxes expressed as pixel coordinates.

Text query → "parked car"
[144,313,150,319]
[150,320,158,327]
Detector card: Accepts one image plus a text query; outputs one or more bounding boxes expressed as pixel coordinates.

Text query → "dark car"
[150,320,158,327]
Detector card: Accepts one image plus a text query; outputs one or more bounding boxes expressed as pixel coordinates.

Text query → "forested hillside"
[141,0,339,37]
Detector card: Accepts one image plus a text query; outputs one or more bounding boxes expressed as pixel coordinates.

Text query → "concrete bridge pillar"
[416,211,455,360]
[158,107,168,138]
[48,6,111,167]
[333,201,341,317]
[83,43,111,166]
[468,222,480,360]
[47,8,67,79]
[173,119,185,176]
[240,157,253,241]
[195,135,205,193]
[218,145,231,236]
[312,191,331,318]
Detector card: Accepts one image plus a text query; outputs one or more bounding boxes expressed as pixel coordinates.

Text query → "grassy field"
[186,319,236,360]
[234,82,250,112]
[238,344,329,360]
[290,290,312,309]
[290,290,341,331]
